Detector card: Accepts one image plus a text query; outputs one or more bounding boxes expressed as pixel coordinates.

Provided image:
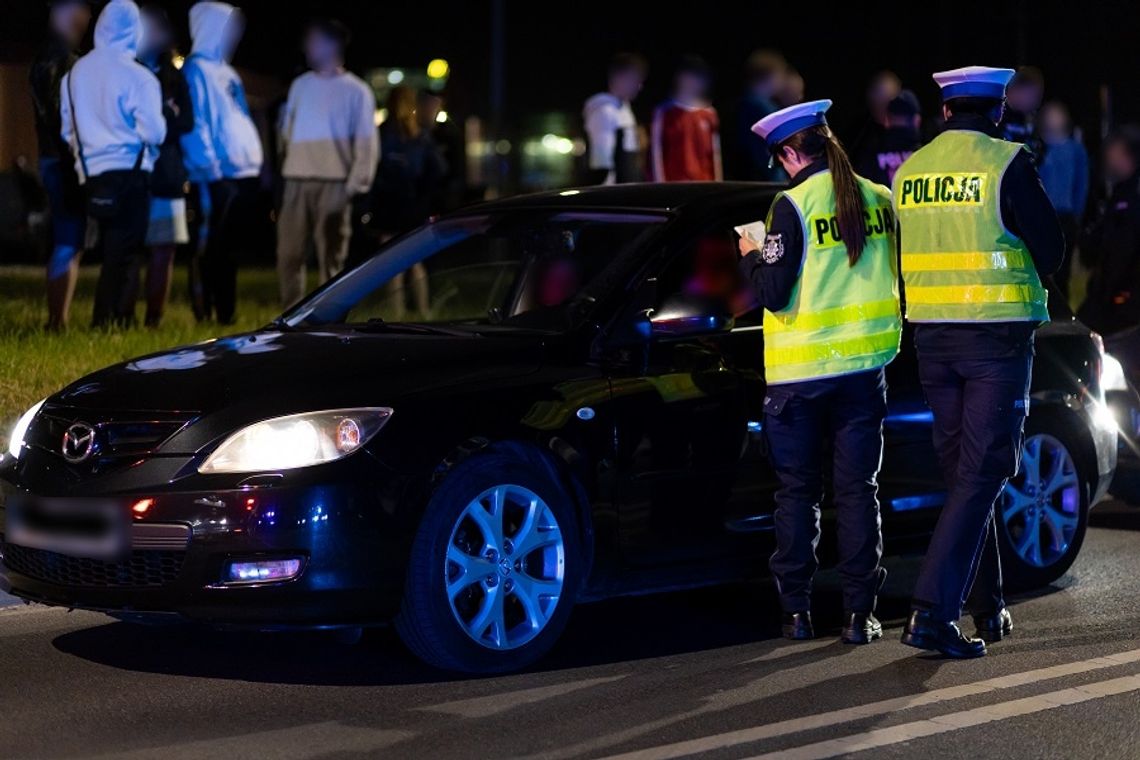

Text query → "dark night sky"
[3,0,1139,143]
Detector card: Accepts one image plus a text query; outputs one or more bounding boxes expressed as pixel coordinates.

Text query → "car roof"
[461,181,784,216]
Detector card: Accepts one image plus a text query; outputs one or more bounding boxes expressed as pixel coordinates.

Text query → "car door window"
[652,228,761,326]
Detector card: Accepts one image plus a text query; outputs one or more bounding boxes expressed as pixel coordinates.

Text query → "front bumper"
[0,469,412,627]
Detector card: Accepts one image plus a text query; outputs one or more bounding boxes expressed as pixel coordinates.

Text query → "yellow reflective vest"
[892,130,1049,324]
[762,170,902,385]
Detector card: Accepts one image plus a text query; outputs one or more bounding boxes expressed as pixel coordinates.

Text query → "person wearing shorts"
[30,0,92,330]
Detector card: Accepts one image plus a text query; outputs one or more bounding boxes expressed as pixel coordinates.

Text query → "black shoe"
[781,611,814,640]
[900,610,986,659]
[973,608,1013,643]
[841,611,883,645]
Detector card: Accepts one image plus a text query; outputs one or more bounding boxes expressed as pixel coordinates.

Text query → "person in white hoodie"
[583,53,647,184]
[60,0,165,327]
[181,1,264,324]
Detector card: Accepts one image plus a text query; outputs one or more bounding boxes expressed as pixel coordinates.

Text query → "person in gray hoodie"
[60,0,165,327]
[181,0,264,324]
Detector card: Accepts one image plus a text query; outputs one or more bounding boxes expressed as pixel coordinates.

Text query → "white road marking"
[90,721,413,759]
[597,648,1140,760]
[419,674,627,718]
[746,674,1140,760]
[744,639,837,663]
[516,647,916,760]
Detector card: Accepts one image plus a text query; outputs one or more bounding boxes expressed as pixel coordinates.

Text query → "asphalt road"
[3,503,1140,760]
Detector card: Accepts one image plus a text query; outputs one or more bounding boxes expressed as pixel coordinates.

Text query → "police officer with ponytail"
[894,67,1064,659]
[738,100,901,644]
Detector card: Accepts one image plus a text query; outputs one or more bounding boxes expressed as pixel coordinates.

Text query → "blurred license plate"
[6,497,127,560]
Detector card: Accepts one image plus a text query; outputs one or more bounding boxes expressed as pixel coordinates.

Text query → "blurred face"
[1007,83,1043,113]
[303,29,341,71]
[609,68,645,101]
[1105,140,1137,184]
[780,72,804,105]
[139,13,171,59]
[675,71,708,102]
[50,2,92,47]
[868,74,901,120]
[1039,104,1069,142]
[417,95,443,127]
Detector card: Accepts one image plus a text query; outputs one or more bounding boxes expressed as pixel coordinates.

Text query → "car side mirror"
[648,295,735,339]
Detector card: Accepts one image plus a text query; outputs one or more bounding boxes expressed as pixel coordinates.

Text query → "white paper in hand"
[734,220,767,245]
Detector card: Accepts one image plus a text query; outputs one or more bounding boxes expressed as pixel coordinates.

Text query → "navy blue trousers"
[913,354,1032,622]
[764,368,887,614]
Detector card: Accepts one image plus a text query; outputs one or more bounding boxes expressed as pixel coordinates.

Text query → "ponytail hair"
[775,126,867,265]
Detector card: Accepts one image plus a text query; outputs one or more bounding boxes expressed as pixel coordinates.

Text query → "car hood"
[50,328,547,416]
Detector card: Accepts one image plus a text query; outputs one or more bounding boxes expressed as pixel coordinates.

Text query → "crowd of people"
[29,0,461,329]
[22,0,1140,339]
[581,51,1140,339]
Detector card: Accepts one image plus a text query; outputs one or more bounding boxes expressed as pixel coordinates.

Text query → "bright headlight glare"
[1093,400,1119,434]
[198,408,393,474]
[7,399,46,460]
[1102,354,1128,392]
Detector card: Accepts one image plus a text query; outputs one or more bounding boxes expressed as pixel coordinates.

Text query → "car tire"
[996,411,1092,591]
[396,444,582,673]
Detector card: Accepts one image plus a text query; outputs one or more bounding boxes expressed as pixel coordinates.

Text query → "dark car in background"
[0,183,1118,673]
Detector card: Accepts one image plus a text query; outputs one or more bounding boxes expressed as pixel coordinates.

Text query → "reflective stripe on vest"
[762,171,902,385]
[893,131,1049,324]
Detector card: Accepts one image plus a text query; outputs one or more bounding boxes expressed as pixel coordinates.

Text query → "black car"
[0,183,1118,673]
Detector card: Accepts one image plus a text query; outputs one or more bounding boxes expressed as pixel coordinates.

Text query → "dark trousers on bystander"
[91,170,150,328]
[195,178,258,325]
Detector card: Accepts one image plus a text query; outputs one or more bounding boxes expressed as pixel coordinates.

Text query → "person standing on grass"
[583,53,648,185]
[372,85,446,319]
[732,49,788,181]
[31,0,93,330]
[181,1,263,325]
[1037,101,1089,299]
[650,56,722,182]
[60,0,166,328]
[275,18,378,308]
[135,4,193,327]
[854,90,923,187]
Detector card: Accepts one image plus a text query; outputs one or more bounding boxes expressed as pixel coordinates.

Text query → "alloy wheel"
[999,433,1081,568]
[444,484,565,650]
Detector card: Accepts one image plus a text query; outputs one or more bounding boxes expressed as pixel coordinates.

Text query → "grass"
[0,265,290,445]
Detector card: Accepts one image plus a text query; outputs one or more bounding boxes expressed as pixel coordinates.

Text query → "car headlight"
[7,399,46,460]
[198,408,393,474]
[1102,353,1129,392]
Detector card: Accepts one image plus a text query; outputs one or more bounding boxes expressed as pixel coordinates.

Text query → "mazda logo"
[61,422,98,464]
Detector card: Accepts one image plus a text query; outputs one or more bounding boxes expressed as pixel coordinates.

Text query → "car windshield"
[281,211,667,331]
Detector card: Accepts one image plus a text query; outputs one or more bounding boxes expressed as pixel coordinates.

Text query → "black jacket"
[372,123,447,235]
[854,126,921,187]
[145,55,194,199]
[1078,174,1140,336]
[29,33,77,161]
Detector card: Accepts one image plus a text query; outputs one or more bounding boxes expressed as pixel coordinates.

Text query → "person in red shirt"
[650,56,722,182]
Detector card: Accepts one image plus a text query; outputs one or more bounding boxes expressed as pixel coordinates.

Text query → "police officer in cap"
[894,67,1064,658]
[739,101,901,644]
